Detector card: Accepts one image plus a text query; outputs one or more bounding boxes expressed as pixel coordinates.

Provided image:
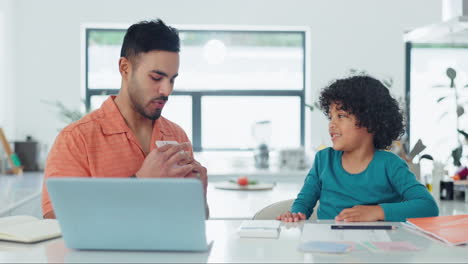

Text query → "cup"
[440,181,454,200]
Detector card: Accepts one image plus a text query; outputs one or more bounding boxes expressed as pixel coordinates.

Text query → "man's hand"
[182,158,209,218]
[335,205,385,222]
[276,211,306,222]
[135,142,194,178]
[43,211,56,219]
[184,159,208,195]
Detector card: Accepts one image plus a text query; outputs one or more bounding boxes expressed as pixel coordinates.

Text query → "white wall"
[0,0,15,139]
[11,0,441,149]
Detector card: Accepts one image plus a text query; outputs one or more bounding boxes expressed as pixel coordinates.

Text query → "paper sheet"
[301,224,391,242]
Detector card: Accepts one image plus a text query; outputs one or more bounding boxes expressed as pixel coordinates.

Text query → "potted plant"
[435,68,468,168]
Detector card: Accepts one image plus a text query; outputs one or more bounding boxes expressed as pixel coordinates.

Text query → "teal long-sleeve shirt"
[291,148,438,222]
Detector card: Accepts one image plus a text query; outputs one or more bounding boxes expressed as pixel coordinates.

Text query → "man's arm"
[205,201,210,219]
[187,160,209,219]
[43,211,56,219]
[42,129,91,219]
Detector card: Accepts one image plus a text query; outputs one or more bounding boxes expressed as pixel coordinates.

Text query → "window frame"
[405,42,468,151]
[84,26,309,152]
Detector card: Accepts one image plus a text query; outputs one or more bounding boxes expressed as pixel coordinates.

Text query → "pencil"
[331,225,397,230]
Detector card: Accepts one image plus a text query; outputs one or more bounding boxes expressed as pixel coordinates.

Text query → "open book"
[0,215,61,243]
[404,215,468,246]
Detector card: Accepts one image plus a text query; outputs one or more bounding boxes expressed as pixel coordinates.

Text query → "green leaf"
[382,78,393,88]
[305,102,321,112]
[451,146,463,167]
[229,179,258,185]
[41,99,87,124]
[438,112,448,121]
[457,105,465,117]
[446,67,456,80]
[457,129,468,140]
[419,154,433,161]
[305,104,314,111]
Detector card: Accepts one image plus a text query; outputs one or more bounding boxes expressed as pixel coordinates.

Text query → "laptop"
[47,177,209,251]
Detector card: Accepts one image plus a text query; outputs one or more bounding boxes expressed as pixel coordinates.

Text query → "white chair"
[253,199,318,220]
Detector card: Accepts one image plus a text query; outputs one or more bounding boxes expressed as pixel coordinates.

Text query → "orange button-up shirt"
[42,96,191,216]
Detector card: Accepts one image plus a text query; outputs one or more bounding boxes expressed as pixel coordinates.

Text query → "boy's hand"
[276,211,306,222]
[335,205,385,222]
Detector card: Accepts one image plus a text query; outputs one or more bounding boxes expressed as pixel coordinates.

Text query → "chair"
[253,199,318,220]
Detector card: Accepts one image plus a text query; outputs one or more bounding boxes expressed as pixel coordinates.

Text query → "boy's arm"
[291,153,322,219]
[379,163,439,222]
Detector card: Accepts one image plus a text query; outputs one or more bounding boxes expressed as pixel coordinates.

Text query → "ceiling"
[404,0,468,45]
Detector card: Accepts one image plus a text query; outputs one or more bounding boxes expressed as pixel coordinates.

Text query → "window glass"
[88,31,124,89]
[177,31,303,91]
[201,96,301,149]
[86,28,306,151]
[410,47,468,162]
[162,96,193,142]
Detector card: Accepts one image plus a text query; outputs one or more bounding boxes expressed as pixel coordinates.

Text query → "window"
[406,43,468,165]
[85,27,307,151]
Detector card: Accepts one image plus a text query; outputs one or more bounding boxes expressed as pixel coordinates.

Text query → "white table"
[208,180,302,219]
[0,171,307,219]
[454,180,468,202]
[2,172,468,220]
[0,173,42,217]
[0,220,466,263]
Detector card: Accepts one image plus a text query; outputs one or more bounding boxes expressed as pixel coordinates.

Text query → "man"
[42,19,208,219]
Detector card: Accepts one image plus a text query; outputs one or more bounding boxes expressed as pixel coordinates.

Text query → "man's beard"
[135,104,162,121]
[131,97,168,121]
[128,83,168,120]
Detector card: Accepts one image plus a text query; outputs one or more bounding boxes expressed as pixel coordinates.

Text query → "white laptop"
[47,177,209,251]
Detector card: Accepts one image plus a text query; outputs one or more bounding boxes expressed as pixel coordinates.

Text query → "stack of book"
[404,215,468,246]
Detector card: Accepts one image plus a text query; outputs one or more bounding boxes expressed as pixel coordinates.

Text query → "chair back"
[253,199,319,220]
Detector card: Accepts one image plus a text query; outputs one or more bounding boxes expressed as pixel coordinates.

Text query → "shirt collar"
[100,96,129,135]
[100,96,173,137]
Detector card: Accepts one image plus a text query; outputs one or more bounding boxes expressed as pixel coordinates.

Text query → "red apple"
[237,176,249,186]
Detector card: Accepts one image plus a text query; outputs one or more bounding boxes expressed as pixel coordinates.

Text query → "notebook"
[47,177,209,251]
[0,215,61,243]
[404,215,468,246]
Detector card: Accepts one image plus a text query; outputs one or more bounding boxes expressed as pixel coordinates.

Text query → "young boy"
[277,75,438,222]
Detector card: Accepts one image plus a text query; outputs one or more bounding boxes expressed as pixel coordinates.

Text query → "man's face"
[127,50,179,120]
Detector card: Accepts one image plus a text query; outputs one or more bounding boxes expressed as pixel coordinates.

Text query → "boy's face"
[328,103,374,151]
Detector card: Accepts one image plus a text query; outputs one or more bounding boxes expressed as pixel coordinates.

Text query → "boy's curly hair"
[319,75,405,150]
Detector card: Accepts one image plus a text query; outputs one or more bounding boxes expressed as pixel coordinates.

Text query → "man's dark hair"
[120,19,180,63]
[319,75,405,150]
